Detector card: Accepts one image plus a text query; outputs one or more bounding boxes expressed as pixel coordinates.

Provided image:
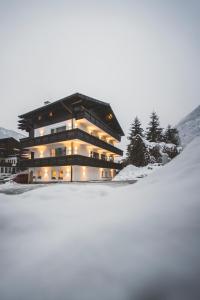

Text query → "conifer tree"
[164,125,180,146]
[127,134,150,167]
[146,112,163,142]
[128,117,144,140]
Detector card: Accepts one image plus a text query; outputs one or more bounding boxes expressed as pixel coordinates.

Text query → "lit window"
[38,115,42,120]
[51,169,57,180]
[50,148,56,157]
[49,112,53,117]
[58,169,63,180]
[106,113,113,121]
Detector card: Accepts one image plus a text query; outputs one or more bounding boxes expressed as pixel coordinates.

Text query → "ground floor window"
[101,169,112,178]
[58,169,63,180]
[37,169,42,179]
[51,169,57,180]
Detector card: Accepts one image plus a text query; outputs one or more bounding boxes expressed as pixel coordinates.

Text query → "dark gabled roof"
[0,137,20,144]
[18,93,125,136]
[19,93,109,118]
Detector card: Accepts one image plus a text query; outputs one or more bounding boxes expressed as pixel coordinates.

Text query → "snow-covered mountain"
[0,126,25,140]
[177,105,200,146]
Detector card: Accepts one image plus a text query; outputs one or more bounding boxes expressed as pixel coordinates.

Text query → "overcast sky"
[0,0,199,149]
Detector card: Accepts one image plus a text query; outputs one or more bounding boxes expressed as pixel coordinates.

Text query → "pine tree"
[146,112,163,142]
[128,117,144,140]
[127,134,150,167]
[164,125,180,146]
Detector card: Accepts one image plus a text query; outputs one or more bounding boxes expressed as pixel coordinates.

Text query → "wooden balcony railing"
[20,128,123,156]
[19,155,123,169]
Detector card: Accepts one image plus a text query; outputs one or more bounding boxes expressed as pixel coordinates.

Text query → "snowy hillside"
[0,126,25,140]
[113,164,161,181]
[0,138,200,299]
[177,105,200,146]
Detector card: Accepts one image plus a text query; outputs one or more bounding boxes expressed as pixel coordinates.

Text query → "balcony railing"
[19,155,123,169]
[20,128,123,156]
[77,109,121,141]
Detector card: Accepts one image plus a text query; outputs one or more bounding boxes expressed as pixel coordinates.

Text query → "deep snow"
[177,104,200,146]
[0,138,200,300]
[113,164,161,181]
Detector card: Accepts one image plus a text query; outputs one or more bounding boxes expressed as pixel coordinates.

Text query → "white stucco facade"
[29,166,115,182]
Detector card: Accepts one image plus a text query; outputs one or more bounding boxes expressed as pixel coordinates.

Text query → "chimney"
[44,101,51,105]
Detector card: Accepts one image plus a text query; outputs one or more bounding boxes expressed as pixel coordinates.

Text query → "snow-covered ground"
[177,104,200,146]
[0,138,200,300]
[113,164,161,181]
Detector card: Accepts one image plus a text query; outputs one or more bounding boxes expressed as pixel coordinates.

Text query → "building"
[18,93,124,182]
[0,138,20,178]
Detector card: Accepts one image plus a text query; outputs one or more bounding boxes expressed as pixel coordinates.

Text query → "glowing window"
[59,170,63,180]
[106,113,113,121]
[51,169,57,180]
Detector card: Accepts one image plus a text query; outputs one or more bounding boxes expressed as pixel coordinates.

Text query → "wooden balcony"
[20,128,123,156]
[77,110,121,141]
[19,155,123,169]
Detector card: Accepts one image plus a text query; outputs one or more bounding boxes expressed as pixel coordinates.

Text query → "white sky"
[0,0,199,150]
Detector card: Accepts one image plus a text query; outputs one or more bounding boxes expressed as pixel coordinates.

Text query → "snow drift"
[0,138,200,300]
[113,164,161,181]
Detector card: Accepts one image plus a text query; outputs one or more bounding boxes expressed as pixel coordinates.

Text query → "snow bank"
[113,164,161,181]
[177,104,200,146]
[0,138,200,300]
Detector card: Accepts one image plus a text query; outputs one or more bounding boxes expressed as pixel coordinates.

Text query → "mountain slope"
[177,105,200,146]
[0,126,25,140]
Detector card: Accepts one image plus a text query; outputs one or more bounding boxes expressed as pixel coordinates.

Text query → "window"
[58,170,63,180]
[101,170,111,178]
[51,126,66,134]
[90,151,99,159]
[109,155,114,162]
[101,154,106,161]
[1,167,3,173]
[55,147,66,157]
[50,148,56,157]
[51,169,57,180]
[37,170,42,179]
[5,167,7,173]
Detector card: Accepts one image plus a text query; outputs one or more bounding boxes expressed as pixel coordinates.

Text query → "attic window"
[38,115,42,120]
[106,113,113,121]
[49,112,53,117]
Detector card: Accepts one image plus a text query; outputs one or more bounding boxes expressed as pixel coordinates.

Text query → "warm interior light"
[82,166,86,176]
[74,146,78,154]
[44,168,48,178]
[49,112,53,117]
[106,113,113,121]
[39,128,44,136]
